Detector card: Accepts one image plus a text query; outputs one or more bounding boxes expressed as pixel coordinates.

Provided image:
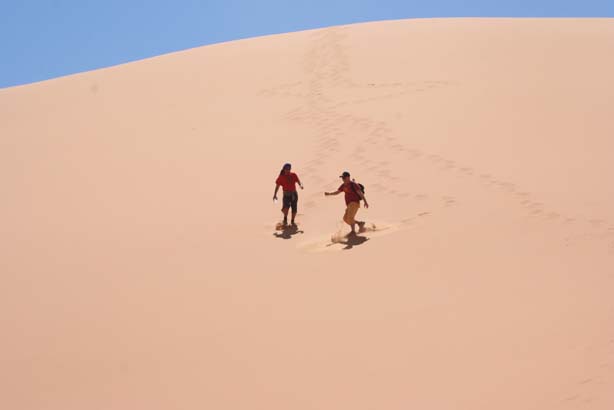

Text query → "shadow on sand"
[273,225,304,240]
[330,232,370,250]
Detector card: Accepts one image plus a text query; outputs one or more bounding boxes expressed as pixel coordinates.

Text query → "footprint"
[407,149,423,159]
[442,196,456,207]
[589,219,605,227]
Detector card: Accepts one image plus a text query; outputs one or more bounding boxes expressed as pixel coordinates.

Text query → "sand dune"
[1,18,614,409]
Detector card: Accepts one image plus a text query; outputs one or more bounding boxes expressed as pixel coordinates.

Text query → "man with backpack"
[325,171,369,235]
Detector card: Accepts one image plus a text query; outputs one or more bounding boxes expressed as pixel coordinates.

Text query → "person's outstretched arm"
[325,189,342,196]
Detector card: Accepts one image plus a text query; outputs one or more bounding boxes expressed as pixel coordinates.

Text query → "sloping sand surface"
[1,18,613,409]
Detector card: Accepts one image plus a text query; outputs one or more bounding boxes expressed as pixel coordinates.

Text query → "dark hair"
[279,163,291,176]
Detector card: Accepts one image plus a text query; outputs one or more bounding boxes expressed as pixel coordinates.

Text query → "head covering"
[339,171,351,178]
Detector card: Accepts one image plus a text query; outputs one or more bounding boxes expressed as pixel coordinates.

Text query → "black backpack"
[351,181,365,196]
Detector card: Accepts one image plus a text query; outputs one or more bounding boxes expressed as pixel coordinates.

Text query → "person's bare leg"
[349,212,356,233]
[343,215,353,233]
[282,208,289,225]
[291,195,298,226]
[347,202,360,234]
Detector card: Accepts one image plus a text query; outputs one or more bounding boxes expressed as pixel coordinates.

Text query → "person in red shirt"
[273,163,303,226]
[325,171,369,235]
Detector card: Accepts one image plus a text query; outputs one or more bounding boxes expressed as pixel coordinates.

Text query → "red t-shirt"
[339,182,361,205]
[276,172,300,192]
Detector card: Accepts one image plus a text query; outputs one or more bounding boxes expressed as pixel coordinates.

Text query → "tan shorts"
[343,201,360,225]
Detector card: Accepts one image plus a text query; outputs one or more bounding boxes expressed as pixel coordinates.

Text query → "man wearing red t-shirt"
[325,171,369,235]
[273,163,303,226]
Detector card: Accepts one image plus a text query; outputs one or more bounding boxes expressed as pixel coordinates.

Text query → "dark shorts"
[282,191,298,213]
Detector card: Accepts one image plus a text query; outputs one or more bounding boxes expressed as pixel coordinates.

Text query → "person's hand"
[300,184,304,190]
[273,195,278,202]
[324,192,329,196]
[364,201,369,209]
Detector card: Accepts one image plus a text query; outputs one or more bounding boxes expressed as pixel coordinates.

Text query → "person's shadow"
[273,225,304,240]
[334,232,370,250]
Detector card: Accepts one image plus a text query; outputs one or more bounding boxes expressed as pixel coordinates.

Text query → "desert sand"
[1,18,614,409]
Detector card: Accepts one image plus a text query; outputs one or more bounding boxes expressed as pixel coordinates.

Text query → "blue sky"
[1,0,612,88]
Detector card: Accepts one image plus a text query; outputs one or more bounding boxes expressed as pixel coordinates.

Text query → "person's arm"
[296,175,304,190]
[324,189,342,196]
[354,183,369,208]
[357,190,369,208]
[273,184,281,201]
